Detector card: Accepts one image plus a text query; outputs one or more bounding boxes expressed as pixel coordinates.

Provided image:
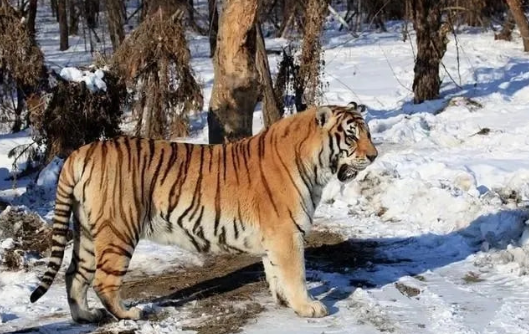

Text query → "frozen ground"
[2,4,529,334]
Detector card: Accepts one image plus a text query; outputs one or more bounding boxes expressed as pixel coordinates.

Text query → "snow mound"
[59,67,107,93]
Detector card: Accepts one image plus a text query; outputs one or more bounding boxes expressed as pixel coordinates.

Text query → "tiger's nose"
[367,153,377,162]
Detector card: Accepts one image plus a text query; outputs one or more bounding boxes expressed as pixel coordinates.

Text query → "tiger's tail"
[30,158,76,303]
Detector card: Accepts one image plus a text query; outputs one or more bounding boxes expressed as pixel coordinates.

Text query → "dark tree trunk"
[277,0,295,37]
[58,0,69,50]
[69,0,79,35]
[255,24,282,127]
[107,0,125,51]
[208,0,219,57]
[27,0,38,38]
[208,0,260,144]
[85,0,98,28]
[506,0,529,51]
[51,0,58,19]
[188,0,194,24]
[12,88,24,133]
[410,0,449,103]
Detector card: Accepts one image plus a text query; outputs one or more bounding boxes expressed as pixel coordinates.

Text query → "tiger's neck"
[236,110,335,198]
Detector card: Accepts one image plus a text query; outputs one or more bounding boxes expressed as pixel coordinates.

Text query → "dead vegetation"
[0,206,53,270]
[113,230,382,334]
[112,8,203,139]
[27,69,125,164]
[0,2,47,132]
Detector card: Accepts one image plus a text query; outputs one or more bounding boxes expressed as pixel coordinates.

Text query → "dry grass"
[0,2,47,131]
[0,3,45,89]
[112,9,203,139]
[0,206,54,270]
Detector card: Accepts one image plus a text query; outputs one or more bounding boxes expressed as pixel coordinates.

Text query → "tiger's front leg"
[263,227,328,318]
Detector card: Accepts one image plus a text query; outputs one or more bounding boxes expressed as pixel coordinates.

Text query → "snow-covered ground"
[2,4,529,334]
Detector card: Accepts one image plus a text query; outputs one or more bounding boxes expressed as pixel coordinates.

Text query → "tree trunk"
[255,23,282,127]
[69,0,79,35]
[85,0,98,28]
[208,0,260,144]
[27,0,38,38]
[12,88,24,133]
[298,0,328,107]
[107,0,125,51]
[208,0,219,57]
[495,10,515,41]
[58,0,69,50]
[277,0,295,37]
[505,0,529,51]
[410,0,449,103]
[51,0,58,19]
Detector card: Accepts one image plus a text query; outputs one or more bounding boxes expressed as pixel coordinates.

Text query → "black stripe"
[222,144,227,181]
[50,250,63,259]
[289,210,305,236]
[161,143,178,185]
[192,206,205,234]
[241,142,251,184]
[233,218,239,239]
[208,145,214,173]
[258,157,279,216]
[214,150,222,235]
[230,143,240,184]
[102,243,133,259]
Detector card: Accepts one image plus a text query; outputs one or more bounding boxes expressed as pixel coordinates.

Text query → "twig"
[378,43,413,93]
[327,4,359,38]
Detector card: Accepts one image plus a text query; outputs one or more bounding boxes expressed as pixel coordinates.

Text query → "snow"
[59,67,108,92]
[2,3,529,334]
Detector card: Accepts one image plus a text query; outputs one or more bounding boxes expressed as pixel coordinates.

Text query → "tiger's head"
[315,102,378,183]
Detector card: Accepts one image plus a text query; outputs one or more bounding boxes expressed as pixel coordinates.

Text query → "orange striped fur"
[30,103,377,322]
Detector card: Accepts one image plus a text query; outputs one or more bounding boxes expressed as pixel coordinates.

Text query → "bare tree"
[208,0,260,144]
[84,0,99,29]
[255,23,282,127]
[27,0,38,37]
[495,10,515,41]
[107,0,125,50]
[505,0,529,51]
[410,0,450,103]
[208,0,219,57]
[58,0,69,50]
[69,0,79,35]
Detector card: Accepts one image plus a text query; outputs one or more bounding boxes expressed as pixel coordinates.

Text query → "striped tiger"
[30,102,378,322]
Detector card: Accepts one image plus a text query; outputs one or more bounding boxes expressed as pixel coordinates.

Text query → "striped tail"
[30,163,75,303]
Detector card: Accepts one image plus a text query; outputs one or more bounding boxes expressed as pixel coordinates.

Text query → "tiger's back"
[30,103,378,322]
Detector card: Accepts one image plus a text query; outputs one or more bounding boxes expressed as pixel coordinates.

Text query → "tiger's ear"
[347,101,358,110]
[315,106,333,128]
[358,104,367,114]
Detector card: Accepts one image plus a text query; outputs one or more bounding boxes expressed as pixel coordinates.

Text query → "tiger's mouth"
[337,165,359,182]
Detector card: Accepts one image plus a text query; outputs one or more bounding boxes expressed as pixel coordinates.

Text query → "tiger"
[29,102,378,322]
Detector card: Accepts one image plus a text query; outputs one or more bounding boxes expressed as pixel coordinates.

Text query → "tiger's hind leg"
[65,211,105,323]
[92,220,141,320]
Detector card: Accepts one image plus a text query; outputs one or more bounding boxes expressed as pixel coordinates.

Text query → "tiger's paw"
[294,300,328,318]
[123,306,143,320]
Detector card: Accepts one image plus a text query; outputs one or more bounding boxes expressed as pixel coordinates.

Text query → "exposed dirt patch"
[11,229,383,334]
[116,229,381,334]
[395,282,421,298]
[463,271,485,284]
